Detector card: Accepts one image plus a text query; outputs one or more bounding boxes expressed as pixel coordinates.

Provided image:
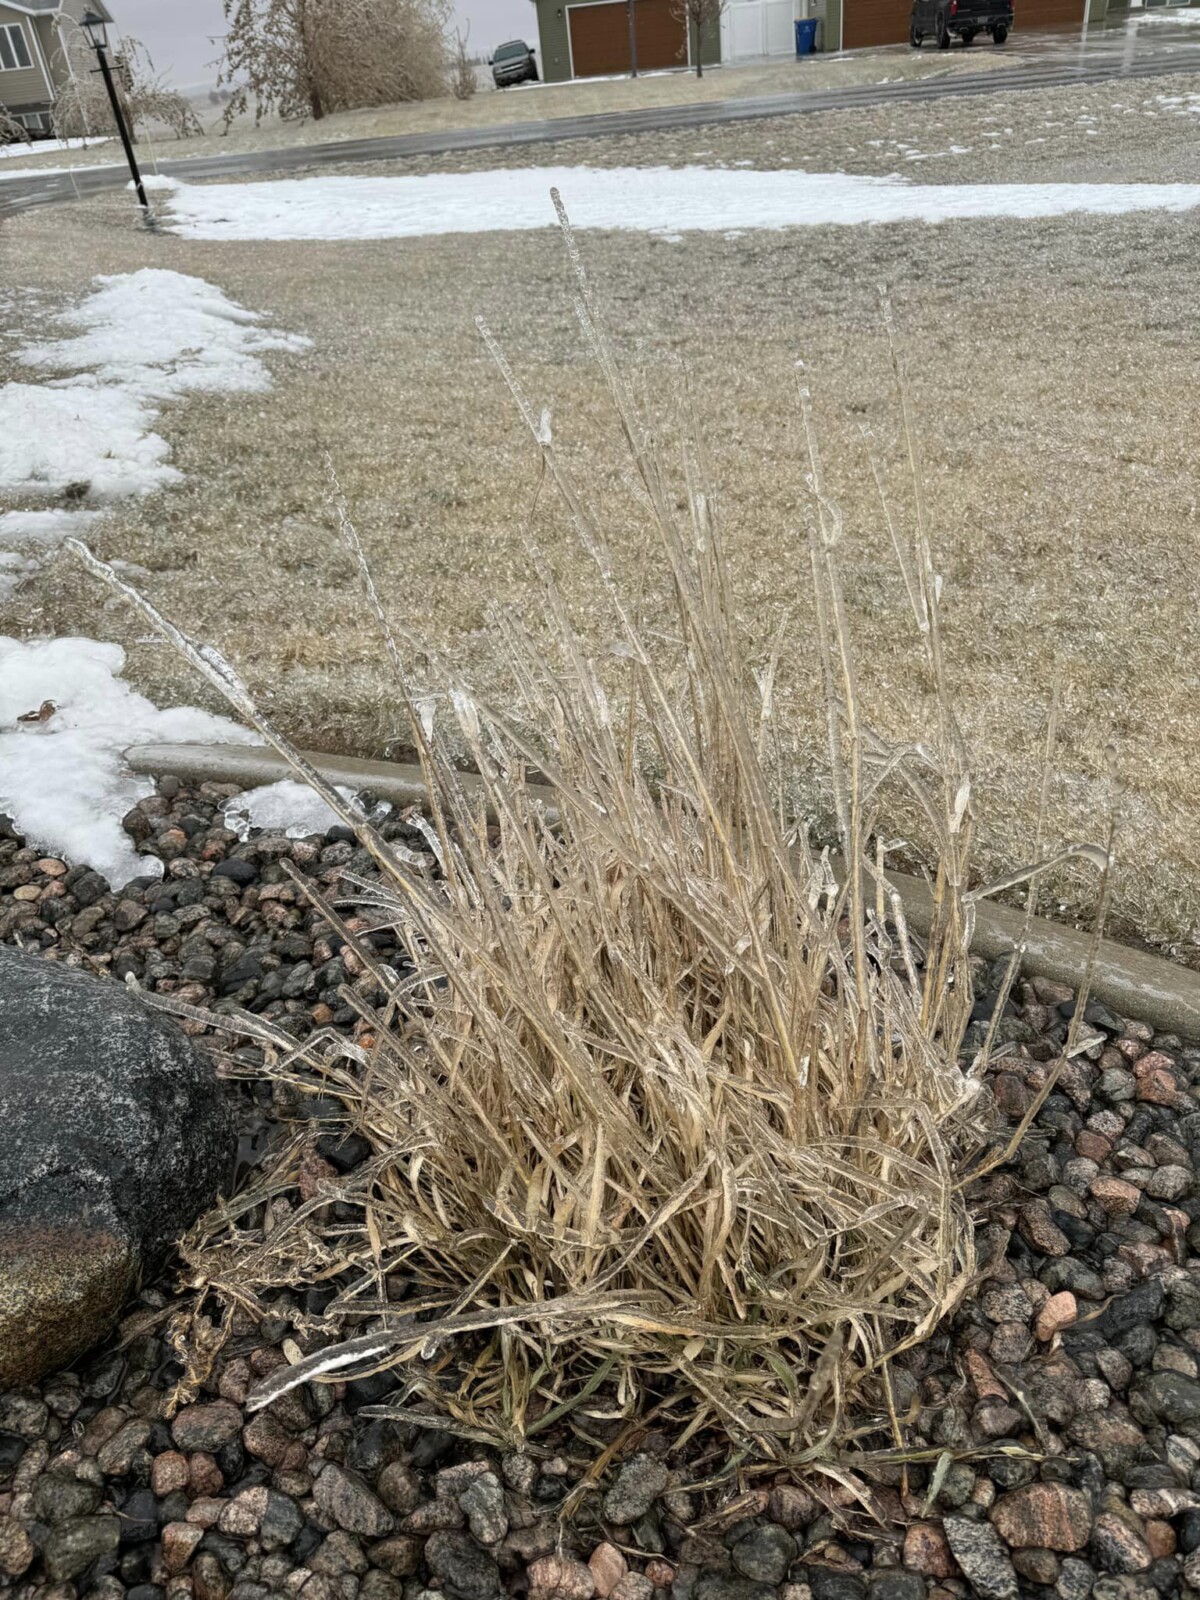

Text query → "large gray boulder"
[0,947,235,1387]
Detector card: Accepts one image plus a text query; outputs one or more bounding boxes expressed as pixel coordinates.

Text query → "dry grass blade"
[69,225,1072,1477]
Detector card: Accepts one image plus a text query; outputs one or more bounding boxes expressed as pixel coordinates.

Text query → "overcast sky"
[118,0,537,87]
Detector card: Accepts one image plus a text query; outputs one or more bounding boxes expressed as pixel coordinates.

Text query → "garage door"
[842,0,909,46]
[567,0,688,77]
[843,0,1082,45]
[1017,0,1084,27]
[725,0,800,58]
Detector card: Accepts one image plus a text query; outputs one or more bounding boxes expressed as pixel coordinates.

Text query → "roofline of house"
[0,2,113,19]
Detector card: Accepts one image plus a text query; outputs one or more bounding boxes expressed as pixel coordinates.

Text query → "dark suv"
[910,0,1012,45]
[491,40,539,87]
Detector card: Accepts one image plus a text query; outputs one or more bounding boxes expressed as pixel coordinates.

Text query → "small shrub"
[450,32,477,101]
[0,108,32,147]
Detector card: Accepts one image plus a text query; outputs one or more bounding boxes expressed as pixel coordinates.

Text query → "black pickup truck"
[910,0,1012,46]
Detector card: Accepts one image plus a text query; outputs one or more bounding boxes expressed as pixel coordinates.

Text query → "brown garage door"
[844,0,1080,47]
[567,0,688,77]
[842,0,910,47]
[1017,0,1085,28]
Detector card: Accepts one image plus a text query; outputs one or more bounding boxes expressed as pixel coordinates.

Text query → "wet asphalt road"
[2,21,1198,221]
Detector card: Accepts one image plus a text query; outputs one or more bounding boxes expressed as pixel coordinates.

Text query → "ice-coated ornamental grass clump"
[71,200,1110,1479]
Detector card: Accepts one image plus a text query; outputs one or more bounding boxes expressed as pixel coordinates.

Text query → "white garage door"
[722,0,802,59]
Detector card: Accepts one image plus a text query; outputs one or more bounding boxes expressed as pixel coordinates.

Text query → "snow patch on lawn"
[1154,91,1200,114]
[16,269,309,406]
[0,135,110,158]
[0,636,259,888]
[0,383,180,501]
[159,167,1200,241]
[0,509,104,544]
[0,269,308,599]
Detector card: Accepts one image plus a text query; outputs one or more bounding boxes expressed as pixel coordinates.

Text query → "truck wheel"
[936,14,952,45]
[993,22,1008,40]
[910,18,922,44]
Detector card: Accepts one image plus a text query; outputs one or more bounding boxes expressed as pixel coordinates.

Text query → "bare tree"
[217,0,452,126]
[450,25,476,101]
[670,0,728,76]
[51,32,203,141]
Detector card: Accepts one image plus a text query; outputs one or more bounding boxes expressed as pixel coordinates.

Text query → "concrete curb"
[125,740,560,818]
[126,740,1200,1041]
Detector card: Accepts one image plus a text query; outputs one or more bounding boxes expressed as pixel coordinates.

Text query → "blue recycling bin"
[795,17,818,53]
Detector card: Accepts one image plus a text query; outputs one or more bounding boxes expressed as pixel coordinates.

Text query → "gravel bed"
[8,781,1200,1599]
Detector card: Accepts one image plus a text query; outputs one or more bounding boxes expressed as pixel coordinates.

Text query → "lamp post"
[627,0,639,76]
[80,8,149,214]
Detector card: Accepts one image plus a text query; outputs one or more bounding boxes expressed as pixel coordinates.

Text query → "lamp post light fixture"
[80,8,149,215]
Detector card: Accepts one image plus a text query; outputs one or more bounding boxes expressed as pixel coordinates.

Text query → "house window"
[0,23,34,70]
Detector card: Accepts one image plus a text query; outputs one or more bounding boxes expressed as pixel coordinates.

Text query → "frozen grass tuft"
[69,216,1078,1478]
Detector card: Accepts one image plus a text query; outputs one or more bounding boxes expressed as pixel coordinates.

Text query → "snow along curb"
[126,740,1200,1043]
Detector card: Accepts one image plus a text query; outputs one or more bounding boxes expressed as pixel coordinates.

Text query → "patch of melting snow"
[0,273,313,883]
[0,509,104,544]
[16,269,309,403]
[224,779,390,841]
[905,145,973,161]
[0,269,308,598]
[0,134,109,159]
[0,383,181,502]
[157,167,1200,243]
[0,635,260,888]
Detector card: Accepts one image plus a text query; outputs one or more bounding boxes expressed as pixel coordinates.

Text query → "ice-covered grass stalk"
[73,213,1108,1476]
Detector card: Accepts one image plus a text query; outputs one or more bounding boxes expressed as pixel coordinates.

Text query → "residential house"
[0,0,113,137]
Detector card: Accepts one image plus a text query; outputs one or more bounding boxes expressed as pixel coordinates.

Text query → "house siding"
[34,13,66,91]
[534,1,572,80]
[0,7,51,107]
